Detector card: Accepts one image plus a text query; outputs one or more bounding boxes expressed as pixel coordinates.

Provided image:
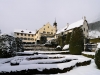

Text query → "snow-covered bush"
[0,34,17,58]
[0,34,24,58]
[63,44,69,50]
[56,45,62,51]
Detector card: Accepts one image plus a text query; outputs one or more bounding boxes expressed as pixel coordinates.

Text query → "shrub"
[95,48,100,69]
[69,28,84,55]
[56,46,62,51]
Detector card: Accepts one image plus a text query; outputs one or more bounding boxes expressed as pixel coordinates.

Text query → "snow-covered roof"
[56,25,68,34]
[14,29,35,34]
[56,19,84,34]
[67,19,84,30]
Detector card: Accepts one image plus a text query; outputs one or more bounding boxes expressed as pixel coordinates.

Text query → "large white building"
[56,16,89,43]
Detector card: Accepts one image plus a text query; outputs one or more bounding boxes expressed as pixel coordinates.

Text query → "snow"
[67,19,84,30]
[0,55,91,72]
[97,43,100,48]
[0,54,100,75]
[14,29,35,34]
[52,60,100,75]
[56,25,68,34]
[57,45,61,48]
[56,19,84,34]
[63,44,69,50]
[89,30,100,39]
[0,57,14,64]
[24,51,68,53]
[82,51,95,55]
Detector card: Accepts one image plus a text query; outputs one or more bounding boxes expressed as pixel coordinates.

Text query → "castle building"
[14,20,57,50]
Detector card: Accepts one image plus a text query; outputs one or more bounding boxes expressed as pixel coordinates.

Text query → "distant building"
[56,16,89,43]
[14,29,35,50]
[14,20,57,50]
[34,21,57,44]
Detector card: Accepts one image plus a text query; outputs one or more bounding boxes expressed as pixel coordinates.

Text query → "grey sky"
[0,0,100,34]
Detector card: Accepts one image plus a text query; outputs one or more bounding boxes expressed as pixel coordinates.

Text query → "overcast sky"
[0,0,100,34]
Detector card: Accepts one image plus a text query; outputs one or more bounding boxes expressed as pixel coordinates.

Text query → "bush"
[56,46,62,51]
[95,48,100,69]
[69,28,84,55]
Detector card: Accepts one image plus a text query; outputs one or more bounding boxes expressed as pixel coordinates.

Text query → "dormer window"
[64,28,67,30]
[21,30,24,32]
[29,31,31,33]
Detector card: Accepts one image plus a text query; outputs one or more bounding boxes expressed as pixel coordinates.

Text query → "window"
[28,34,30,36]
[24,38,27,40]
[44,28,45,30]
[61,32,63,35]
[43,31,46,33]
[21,33,23,36]
[17,33,19,35]
[51,32,53,34]
[32,35,34,37]
[31,38,34,40]
[47,32,50,34]
[28,38,30,40]
[48,26,49,28]
[21,37,23,40]
[84,28,85,31]
[24,34,26,36]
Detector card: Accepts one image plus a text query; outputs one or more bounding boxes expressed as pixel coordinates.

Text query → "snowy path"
[53,60,100,75]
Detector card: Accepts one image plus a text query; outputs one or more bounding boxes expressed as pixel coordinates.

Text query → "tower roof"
[53,18,57,26]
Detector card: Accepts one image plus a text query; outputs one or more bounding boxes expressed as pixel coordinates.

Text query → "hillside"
[89,21,100,31]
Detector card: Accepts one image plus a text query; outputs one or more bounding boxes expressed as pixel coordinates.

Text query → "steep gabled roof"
[56,25,68,34]
[67,19,84,30]
[14,29,35,34]
[56,19,84,34]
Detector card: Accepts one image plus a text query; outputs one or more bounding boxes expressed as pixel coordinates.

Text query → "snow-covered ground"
[89,30,100,39]
[0,53,100,74]
[52,60,100,75]
[23,50,69,54]
[82,51,95,55]
[0,54,90,72]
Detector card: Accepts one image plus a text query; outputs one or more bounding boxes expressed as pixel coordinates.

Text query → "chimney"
[84,16,86,20]
[67,23,69,28]
[82,16,86,20]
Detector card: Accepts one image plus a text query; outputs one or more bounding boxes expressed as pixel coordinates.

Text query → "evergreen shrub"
[95,48,100,69]
[69,28,84,55]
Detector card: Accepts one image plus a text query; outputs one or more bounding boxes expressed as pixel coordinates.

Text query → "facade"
[14,21,57,50]
[56,17,89,43]
[34,21,57,44]
[14,29,35,50]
